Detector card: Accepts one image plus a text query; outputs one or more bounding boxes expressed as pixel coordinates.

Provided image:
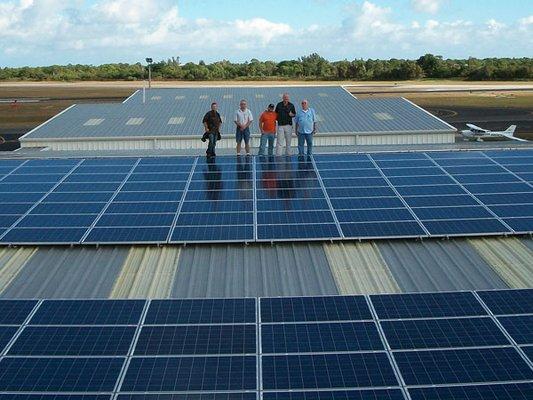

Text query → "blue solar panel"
[371,292,487,319]
[8,326,136,355]
[341,221,425,238]
[121,356,257,391]
[145,299,256,324]
[17,214,97,228]
[261,322,383,353]
[0,395,112,400]
[0,227,89,243]
[117,395,257,400]
[478,289,533,315]
[522,345,533,362]
[381,317,509,349]
[261,296,372,323]
[408,383,533,400]
[171,225,254,242]
[258,223,340,240]
[498,315,533,344]
[262,390,405,400]
[30,300,145,325]
[262,353,398,389]
[0,151,532,245]
[335,209,414,223]
[421,218,510,235]
[134,325,256,355]
[394,347,533,385]
[0,300,37,324]
[0,357,124,392]
[85,227,171,243]
[413,206,493,220]
[0,326,18,353]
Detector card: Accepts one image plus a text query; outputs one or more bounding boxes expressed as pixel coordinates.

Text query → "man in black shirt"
[202,102,222,157]
[274,93,296,155]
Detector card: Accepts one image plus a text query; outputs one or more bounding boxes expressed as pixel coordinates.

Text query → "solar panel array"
[0,149,532,244]
[21,86,454,140]
[0,289,532,399]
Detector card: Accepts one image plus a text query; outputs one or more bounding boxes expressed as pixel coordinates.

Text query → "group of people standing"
[202,93,317,158]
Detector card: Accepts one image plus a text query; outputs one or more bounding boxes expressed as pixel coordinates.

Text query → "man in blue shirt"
[294,99,317,156]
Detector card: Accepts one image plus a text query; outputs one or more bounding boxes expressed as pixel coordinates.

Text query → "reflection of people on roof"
[204,158,222,201]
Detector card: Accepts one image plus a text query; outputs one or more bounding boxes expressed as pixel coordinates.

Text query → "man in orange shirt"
[258,104,277,156]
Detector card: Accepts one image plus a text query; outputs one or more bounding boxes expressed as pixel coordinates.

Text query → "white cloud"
[0,0,531,66]
[411,0,443,14]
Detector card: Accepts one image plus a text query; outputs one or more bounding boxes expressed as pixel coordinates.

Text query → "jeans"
[276,125,293,155]
[258,134,275,155]
[207,132,217,156]
[297,133,313,155]
[236,127,251,144]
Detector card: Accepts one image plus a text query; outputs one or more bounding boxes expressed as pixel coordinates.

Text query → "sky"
[1,0,532,67]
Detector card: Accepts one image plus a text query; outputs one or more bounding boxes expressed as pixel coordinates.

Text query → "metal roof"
[0,237,530,299]
[20,86,455,141]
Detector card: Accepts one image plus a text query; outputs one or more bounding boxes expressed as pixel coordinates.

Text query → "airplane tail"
[505,125,517,136]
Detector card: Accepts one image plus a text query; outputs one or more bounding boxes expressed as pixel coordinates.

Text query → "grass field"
[357,91,533,109]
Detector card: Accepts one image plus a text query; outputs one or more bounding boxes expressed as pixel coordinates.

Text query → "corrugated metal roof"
[324,242,400,294]
[0,236,526,298]
[0,246,128,298]
[377,239,508,292]
[0,247,36,293]
[21,86,454,141]
[172,243,338,298]
[468,237,533,288]
[110,246,180,298]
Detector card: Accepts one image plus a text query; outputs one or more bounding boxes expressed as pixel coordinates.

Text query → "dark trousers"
[207,132,217,156]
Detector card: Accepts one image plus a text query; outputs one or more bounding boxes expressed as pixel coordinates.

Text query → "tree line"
[1,54,531,81]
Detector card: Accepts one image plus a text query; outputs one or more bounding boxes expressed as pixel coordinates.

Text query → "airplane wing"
[466,123,488,132]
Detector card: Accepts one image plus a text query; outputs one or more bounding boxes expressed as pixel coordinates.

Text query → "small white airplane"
[461,124,528,142]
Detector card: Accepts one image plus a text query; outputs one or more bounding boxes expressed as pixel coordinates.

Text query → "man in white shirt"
[234,99,254,155]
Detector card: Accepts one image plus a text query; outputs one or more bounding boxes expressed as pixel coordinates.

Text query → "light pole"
[145,58,153,89]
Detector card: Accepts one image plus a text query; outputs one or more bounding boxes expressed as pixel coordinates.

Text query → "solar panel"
[498,315,533,344]
[477,289,533,315]
[145,299,256,324]
[408,383,533,400]
[262,353,399,389]
[0,150,532,245]
[393,347,533,385]
[120,356,257,391]
[261,322,383,353]
[0,357,124,392]
[0,300,37,324]
[381,317,509,349]
[29,300,145,325]
[0,326,19,353]
[0,291,531,397]
[8,326,136,356]
[370,292,487,319]
[262,390,406,400]
[134,325,256,355]
[117,395,257,400]
[0,396,112,400]
[260,296,372,323]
